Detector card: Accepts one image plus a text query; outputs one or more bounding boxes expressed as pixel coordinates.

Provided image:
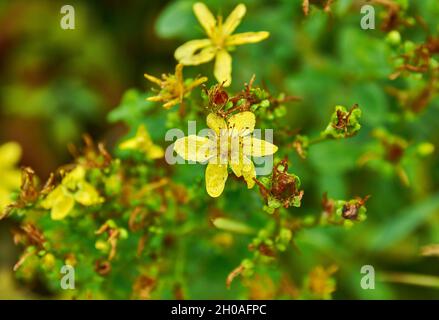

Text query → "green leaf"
[212,217,255,235]
[155,1,197,39]
[370,193,439,251]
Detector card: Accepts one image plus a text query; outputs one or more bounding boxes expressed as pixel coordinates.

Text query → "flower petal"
[74,182,102,206]
[175,40,215,65]
[243,137,278,157]
[119,125,151,150]
[186,76,208,91]
[62,166,86,188]
[230,161,242,177]
[119,137,139,150]
[174,135,211,162]
[207,113,227,135]
[51,192,75,220]
[242,159,256,189]
[222,3,246,36]
[162,97,181,109]
[41,186,64,209]
[227,111,255,133]
[147,95,165,102]
[0,142,21,169]
[175,63,184,84]
[214,49,232,86]
[144,73,162,86]
[225,31,270,46]
[147,144,165,159]
[205,162,228,197]
[193,2,216,37]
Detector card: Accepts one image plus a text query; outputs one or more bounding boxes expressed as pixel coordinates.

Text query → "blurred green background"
[1,0,439,299]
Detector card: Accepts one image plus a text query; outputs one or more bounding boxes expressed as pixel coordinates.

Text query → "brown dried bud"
[341,203,359,220]
[208,84,229,106]
[95,259,111,276]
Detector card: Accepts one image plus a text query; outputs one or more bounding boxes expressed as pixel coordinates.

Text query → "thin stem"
[308,135,329,146]
[380,272,439,289]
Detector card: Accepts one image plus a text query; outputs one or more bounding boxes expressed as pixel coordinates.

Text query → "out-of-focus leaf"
[370,193,439,251]
[156,1,197,39]
[212,217,255,235]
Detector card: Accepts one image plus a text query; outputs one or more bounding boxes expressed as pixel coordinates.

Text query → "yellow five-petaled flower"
[119,124,164,159]
[41,166,103,220]
[175,3,269,86]
[174,111,277,197]
[144,63,207,109]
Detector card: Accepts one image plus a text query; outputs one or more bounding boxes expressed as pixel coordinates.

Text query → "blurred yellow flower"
[174,111,277,197]
[41,166,103,220]
[144,63,207,109]
[0,142,22,212]
[119,124,164,159]
[175,3,269,86]
[307,265,338,299]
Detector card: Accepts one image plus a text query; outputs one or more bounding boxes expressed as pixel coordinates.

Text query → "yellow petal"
[163,97,181,109]
[230,161,242,177]
[119,125,151,150]
[205,162,228,197]
[119,137,139,150]
[175,40,215,65]
[207,113,227,135]
[2,170,21,189]
[0,142,21,169]
[144,73,162,86]
[222,3,246,36]
[147,144,165,159]
[225,31,270,46]
[244,137,278,157]
[62,166,86,188]
[214,49,232,86]
[186,76,208,91]
[242,160,256,189]
[193,2,216,37]
[227,111,255,133]
[147,95,165,102]
[175,63,184,84]
[41,186,64,209]
[137,124,151,141]
[74,182,102,206]
[51,192,75,220]
[0,189,13,211]
[174,135,211,162]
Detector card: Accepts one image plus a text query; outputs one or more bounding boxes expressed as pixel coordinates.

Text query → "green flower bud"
[95,240,110,252]
[260,99,270,108]
[274,105,287,118]
[242,259,254,270]
[417,142,435,157]
[386,30,401,46]
[42,253,56,270]
[404,41,415,53]
[119,228,129,239]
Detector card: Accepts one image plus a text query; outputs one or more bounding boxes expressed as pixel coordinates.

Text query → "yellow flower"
[144,63,207,109]
[174,111,277,197]
[175,3,269,86]
[307,265,338,299]
[41,166,103,220]
[0,142,22,211]
[119,124,164,159]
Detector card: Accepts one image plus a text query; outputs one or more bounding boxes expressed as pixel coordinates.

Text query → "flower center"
[214,130,242,165]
